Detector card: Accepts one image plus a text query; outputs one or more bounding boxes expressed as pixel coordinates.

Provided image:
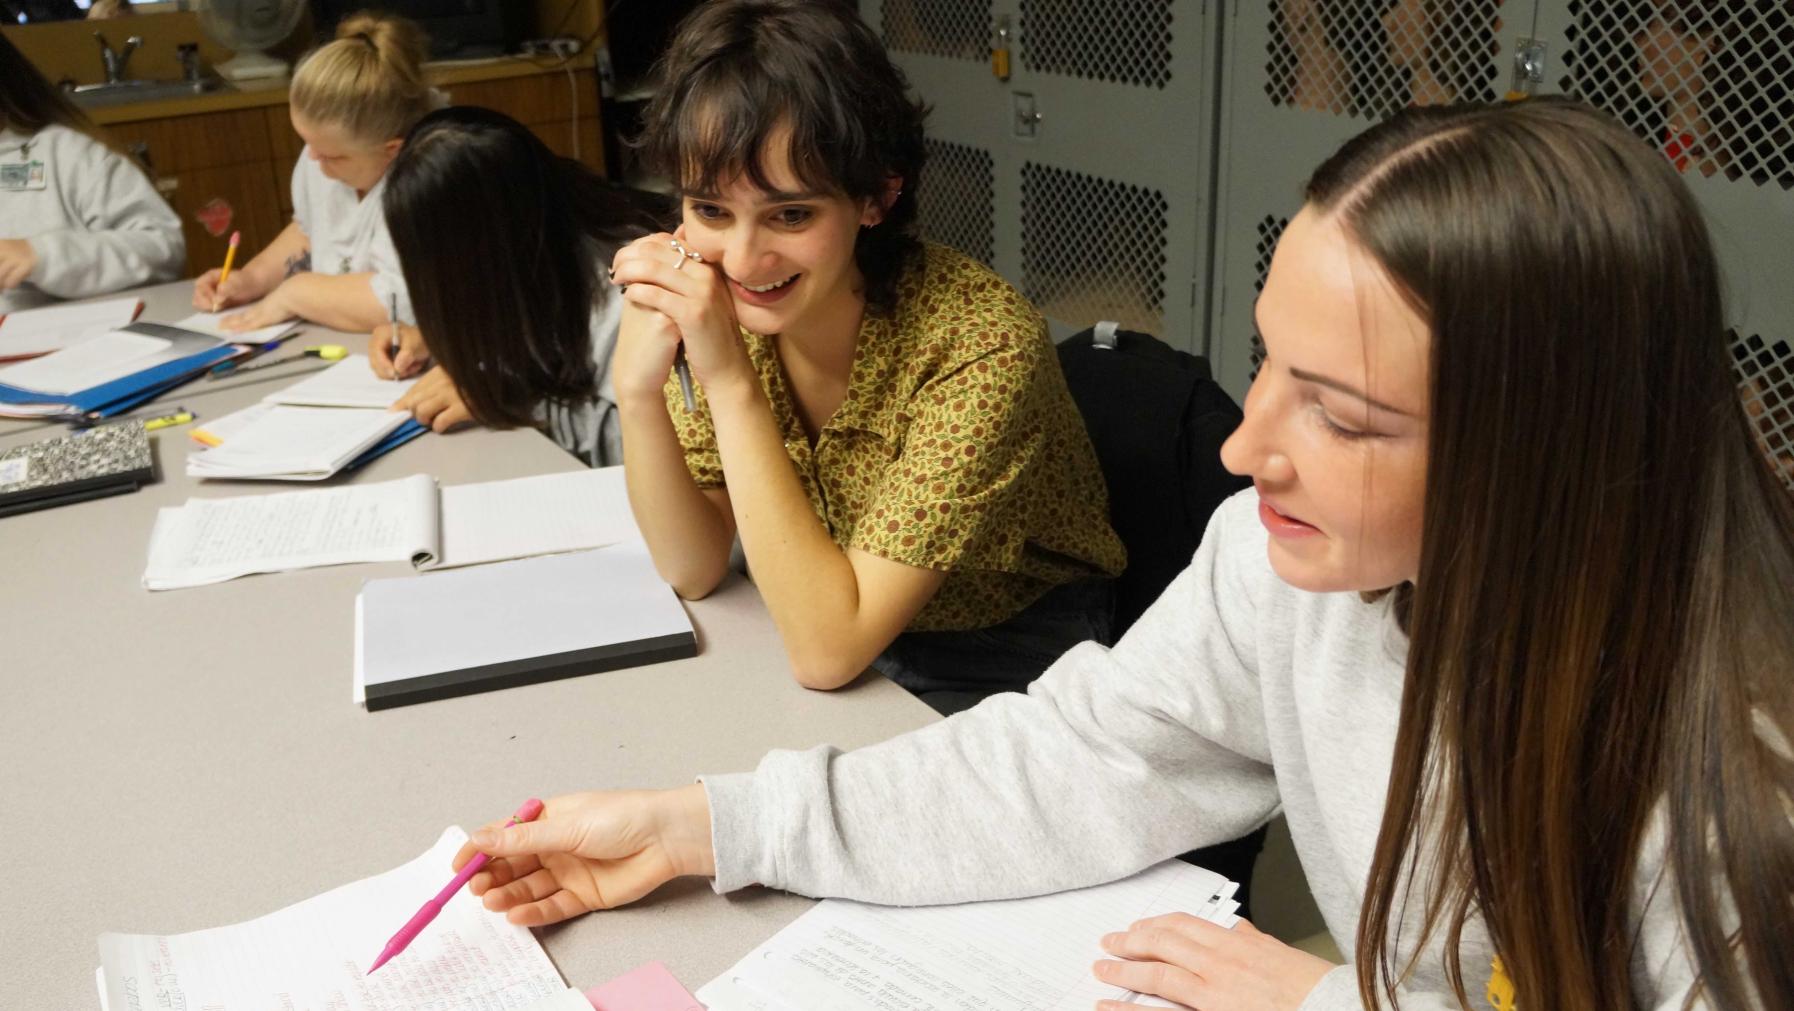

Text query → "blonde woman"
[193,12,439,333]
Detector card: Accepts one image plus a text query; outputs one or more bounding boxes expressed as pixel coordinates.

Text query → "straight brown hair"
[1307,99,1794,1008]
[0,31,101,140]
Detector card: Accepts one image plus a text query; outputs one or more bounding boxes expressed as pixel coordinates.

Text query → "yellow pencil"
[212,230,241,313]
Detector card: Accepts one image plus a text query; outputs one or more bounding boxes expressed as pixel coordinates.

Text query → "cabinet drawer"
[106,108,271,175]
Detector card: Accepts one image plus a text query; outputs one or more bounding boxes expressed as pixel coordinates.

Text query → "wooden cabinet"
[105,109,285,279]
[95,63,606,278]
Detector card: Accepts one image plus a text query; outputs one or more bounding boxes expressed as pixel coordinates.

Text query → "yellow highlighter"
[228,343,349,376]
[141,409,194,432]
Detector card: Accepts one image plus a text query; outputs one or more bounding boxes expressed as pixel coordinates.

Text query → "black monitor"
[310,0,531,60]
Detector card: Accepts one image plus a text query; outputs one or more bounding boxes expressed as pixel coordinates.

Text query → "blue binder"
[0,323,238,420]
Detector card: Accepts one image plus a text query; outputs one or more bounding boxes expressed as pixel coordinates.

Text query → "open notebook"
[700,860,1241,1011]
[264,353,419,408]
[142,466,640,590]
[186,403,425,481]
[96,827,587,1011]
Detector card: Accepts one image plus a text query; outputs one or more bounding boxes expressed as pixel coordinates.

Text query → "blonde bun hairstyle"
[289,11,439,144]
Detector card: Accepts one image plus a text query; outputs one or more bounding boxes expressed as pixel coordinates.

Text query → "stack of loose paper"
[97,827,584,1011]
[186,402,422,480]
[144,466,641,589]
[0,296,142,361]
[700,860,1241,1011]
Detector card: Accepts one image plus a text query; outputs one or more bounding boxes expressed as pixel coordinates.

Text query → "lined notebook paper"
[265,354,418,408]
[96,828,567,1011]
[700,860,1240,1011]
[144,467,642,589]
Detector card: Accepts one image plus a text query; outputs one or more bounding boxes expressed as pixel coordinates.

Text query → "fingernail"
[1094,960,1117,977]
[1100,933,1121,950]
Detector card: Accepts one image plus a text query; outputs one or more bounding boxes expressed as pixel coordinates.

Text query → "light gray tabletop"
[0,297,938,1007]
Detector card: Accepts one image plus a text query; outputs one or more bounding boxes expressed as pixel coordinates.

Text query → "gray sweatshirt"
[1,125,184,314]
[702,489,1709,1009]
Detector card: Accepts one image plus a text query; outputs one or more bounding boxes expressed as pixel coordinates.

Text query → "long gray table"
[0,291,938,1007]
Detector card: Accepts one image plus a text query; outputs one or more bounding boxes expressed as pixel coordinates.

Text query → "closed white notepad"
[355,540,696,709]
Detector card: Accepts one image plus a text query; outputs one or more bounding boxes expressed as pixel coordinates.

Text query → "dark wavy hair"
[383,106,664,428]
[636,0,928,314]
[1314,98,1794,1010]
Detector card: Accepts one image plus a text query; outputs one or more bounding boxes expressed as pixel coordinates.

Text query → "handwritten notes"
[699,860,1240,1011]
[97,828,567,1011]
[142,473,437,590]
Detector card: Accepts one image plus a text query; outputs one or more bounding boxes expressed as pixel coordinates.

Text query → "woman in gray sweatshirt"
[449,99,1794,1010]
[0,34,183,315]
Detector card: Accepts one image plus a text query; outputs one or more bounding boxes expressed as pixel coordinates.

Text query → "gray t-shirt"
[537,281,622,467]
[701,489,1711,1008]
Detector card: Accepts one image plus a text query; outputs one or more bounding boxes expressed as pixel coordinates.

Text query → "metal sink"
[68,78,222,107]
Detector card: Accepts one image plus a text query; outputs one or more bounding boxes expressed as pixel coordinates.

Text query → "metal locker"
[868,0,1224,353]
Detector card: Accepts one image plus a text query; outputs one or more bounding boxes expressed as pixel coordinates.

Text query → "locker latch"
[1013,92,1041,138]
[1507,38,1548,100]
[991,16,1012,81]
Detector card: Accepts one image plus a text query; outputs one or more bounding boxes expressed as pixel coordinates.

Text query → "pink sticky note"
[585,960,704,1011]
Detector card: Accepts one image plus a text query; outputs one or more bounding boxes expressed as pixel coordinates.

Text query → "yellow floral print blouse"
[668,242,1125,631]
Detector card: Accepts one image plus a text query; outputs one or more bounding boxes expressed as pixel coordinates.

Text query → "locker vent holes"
[1732,330,1794,492]
[1265,0,1500,119]
[1021,163,1168,335]
[882,0,991,61]
[1562,1,1794,190]
[1249,215,1290,381]
[1019,0,1174,89]
[917,140,996,267]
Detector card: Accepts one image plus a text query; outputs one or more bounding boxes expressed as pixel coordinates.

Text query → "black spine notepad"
[355,542,696,710]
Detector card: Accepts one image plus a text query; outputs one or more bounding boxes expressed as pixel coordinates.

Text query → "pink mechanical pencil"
[367,797,545,974]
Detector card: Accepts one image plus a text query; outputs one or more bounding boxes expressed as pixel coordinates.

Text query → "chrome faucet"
[94,32,143,85]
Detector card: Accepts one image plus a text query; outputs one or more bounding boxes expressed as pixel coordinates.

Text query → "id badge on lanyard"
[0,160,47,191]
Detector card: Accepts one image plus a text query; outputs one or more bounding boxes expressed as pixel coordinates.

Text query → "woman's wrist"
[656,783,717,879]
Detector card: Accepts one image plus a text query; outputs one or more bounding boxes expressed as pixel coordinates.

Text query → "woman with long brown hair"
[0,31,183,313]
[442,97,1794,1009]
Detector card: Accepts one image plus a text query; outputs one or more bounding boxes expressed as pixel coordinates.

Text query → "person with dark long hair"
[374,106,663,465]
[0,31,182,313]
[610,0,1125,707]
[447,97,1794,1009]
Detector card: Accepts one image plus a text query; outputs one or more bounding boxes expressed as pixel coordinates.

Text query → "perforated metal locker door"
[1208,0,1514,399]
[1536,0,1794,491]
[869,0,1222,353]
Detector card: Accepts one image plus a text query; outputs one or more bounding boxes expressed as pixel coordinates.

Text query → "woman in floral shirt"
[609,0,1124,711]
